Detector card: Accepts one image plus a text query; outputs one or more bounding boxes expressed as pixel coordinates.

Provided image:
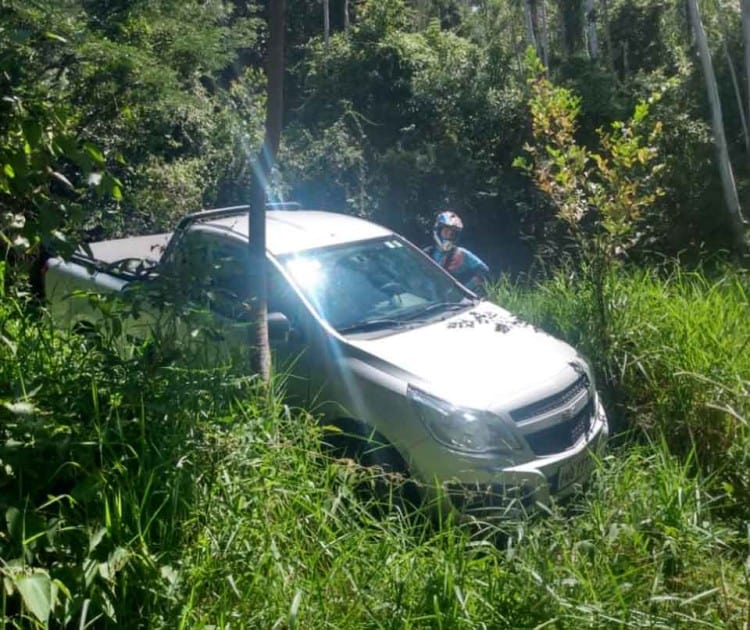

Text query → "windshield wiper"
[337,318,413,334]
[402,300,474,321]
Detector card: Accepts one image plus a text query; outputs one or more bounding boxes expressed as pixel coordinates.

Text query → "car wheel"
[323,418,423,512]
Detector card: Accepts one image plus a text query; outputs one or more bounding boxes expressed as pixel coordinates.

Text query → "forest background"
[1,0,750,627]
[5,0,750,269]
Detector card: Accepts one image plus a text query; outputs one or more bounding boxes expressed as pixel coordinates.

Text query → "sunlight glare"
[286,257,324,291]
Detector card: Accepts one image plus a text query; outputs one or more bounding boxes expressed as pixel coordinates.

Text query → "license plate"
[557,450,593,490]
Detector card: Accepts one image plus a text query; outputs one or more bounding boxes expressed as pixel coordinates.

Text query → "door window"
[206,242,251,319]
[163,230,213,306]
[166,227,311,328]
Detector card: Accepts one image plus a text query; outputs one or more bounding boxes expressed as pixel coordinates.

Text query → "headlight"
[572,356,597,395]
[407,385,521,453]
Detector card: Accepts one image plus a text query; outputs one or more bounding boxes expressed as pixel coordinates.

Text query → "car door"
[183,231,312,406]
[155,228,229,363]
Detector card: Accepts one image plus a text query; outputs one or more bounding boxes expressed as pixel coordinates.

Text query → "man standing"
[424,211,490,294]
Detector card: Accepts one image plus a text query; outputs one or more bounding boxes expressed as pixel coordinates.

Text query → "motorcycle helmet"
[433,211,463,252]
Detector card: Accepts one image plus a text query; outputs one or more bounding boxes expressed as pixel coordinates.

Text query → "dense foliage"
[281,0,749,265]
[4,0,748,271]
[2,268,748,626]
[0,0,265,255]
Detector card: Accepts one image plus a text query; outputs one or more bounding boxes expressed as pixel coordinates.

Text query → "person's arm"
[461,248,490,293]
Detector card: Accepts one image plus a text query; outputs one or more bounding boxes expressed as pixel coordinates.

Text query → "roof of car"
[204,210,394,255]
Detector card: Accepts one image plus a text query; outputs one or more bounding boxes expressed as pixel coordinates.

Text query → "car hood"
[346,301,582,411]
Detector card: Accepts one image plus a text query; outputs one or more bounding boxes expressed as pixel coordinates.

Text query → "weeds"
[492,264,750,514]
[1,262,748,627]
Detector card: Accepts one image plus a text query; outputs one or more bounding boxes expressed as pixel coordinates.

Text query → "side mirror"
[268,311,291,342]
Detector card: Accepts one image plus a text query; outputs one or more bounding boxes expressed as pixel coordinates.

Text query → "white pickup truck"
[43,205,609,517]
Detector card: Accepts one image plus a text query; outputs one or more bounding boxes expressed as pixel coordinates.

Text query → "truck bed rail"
[174,202,301,232]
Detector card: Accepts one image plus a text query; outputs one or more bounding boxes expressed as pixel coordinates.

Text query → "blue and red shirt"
[425,246,490,293]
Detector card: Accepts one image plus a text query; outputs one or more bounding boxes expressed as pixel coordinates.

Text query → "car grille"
[510,374,589,423]
[524,399,593,456]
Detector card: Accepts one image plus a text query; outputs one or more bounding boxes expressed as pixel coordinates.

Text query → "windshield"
[280,236,473,333]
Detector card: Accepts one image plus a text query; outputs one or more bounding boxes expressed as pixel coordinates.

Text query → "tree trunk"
[523,0,538,53]
[266,0,284,161]
[511,4,524,76]
[585,0,598,60]
[557,0,583,57]
[601,0,615,72]
[323,0,330,47]
[560,0,584,57]
[248,0,286,380]
[715,0,749,153]
[344,0,350,31]
[742,0,750,142]
[414,0,427,29]
[687,0,747,253]
[539,0,549,69]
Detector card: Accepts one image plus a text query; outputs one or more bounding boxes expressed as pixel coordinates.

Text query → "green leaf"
[98,547,130,581]
[511,156,529,172]
[100,173,123,201]
[6,507,22,542]
[15,572,52,623]
[3,164,15,178]
[53,135,79,161]
[633,101,649,123]
[44,32,68,44]
[84,143,106,166]
[22,121,42,147]
[160,564,178,585]
[89,526,107,553]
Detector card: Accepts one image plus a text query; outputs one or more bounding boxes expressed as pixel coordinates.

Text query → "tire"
[323,418,423,512]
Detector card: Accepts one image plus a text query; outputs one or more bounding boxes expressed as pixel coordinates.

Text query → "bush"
[0,296,247,625]
[2,273,749,626]
[491,264,750,514]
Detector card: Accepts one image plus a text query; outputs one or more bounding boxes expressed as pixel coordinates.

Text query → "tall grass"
[1,263,749,627]
[176,411,748,628]
[0,298,246,626]
[492,265,750,512]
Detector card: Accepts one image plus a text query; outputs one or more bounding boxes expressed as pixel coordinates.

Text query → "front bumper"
[416,398,610,520]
